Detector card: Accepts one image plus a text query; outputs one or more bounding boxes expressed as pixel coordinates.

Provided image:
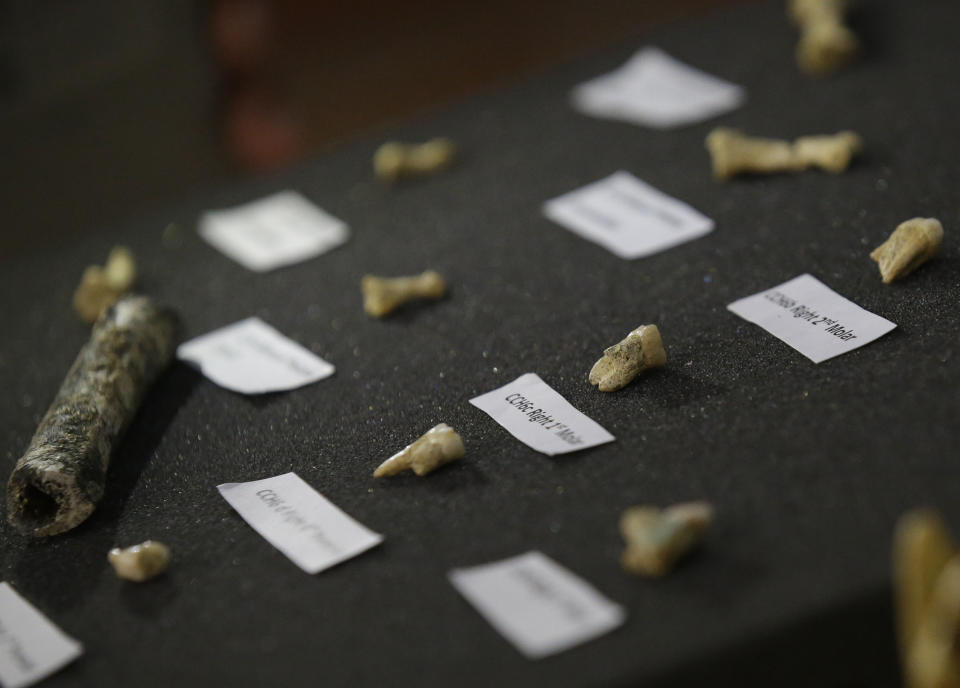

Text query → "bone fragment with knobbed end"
[373,138,456,183]
[7,296,178,536]
[789,0,859,76]
[620,502,712,577]
[361,270,446,317]
[589,325,666,392]
[373,423,465,478]
[870,218,943,284]
[108,540,171,582]
[893,509,960,688]
[73,246,138,324]
[706,128,862,180]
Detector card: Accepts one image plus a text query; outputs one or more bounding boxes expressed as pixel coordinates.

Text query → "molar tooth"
[108,540,171,582]
[361,270,447,317]
[870,218,943,284]
[373,423,465,478]
[373,138,456,183]
[589,324,666,392]
[620,502,712,577]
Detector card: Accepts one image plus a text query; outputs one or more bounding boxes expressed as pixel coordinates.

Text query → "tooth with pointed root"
[362,270,446,317]
[789,0,859,76]
[108,540,171,582]
[589,324,666,392]
[73,246,138,324]
[893,509,960,688]
[706,128,862,180]
[373,138,456,183]
[870,218,943,284]
[374,423,465,478]
[620,502,713,577]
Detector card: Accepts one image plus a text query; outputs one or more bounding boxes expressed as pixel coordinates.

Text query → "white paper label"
[199,191,349,272]
[449,551,626,659]
[217,472,383,574]
[727,274,897,363]
[0,583,82,688]
[543,171,714,259]
[178,317,334,394]
[571,47,744,128]
[469,373,614,456]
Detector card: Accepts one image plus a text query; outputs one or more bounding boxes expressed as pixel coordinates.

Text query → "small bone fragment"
[894,510,960,688]
[373,423,465,478]
[108,540,171,582]
[789,0,859,76]
[361,270,446,317]
[620,501,713,577]
[72,246,138,324]
[706,128,861,180]
[373,138,456,183]
[589,325,666,392]
[7,296,178,536]
[870,218,943,284]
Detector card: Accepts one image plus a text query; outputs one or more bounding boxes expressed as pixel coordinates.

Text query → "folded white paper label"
[217,472,383,574]
[469,373,614,455]
[449,551,626,659]
[571,47,745,128]
[200,190,349,272]
[727,274,897,363]
[178,317,334,394]
[0,583,83,688]
[543,171,714,259]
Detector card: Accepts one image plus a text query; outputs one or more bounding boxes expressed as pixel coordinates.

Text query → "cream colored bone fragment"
[373,423,465,478]
[870,218,943,284]
[706,128,861,180]
[362,270,446,317]
[893,510,960,688]
[789,0,859,75]
[108,540,171,582]
[620,501,713,577]
[589,325,666,392]
[73,246,138,324]
[373,138,456,182]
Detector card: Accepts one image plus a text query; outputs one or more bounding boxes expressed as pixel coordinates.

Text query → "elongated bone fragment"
[362,270,446,317]
[589,325,666,392]
[374,423,465,478]
[621,501,713,577]
[108,540,171,582]
[373,138,456,183]
[870,218,943,284]
[73,246,138,324]
[7,296,178,536]
[789,0,859,76]
[893,510,960,688]
[706,128,862,180]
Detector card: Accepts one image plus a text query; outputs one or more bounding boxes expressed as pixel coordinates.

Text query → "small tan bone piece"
[620,501,713,577]
[373,423,465,478]
[870,218,943,284]
[108,540,171,582]
[361,270,446,317]
[789,0,860,76]
[72,246,138,324]
[589,325,666,392]
[373,138,456,183]
[706,128,862,180]
[893,509,960,688]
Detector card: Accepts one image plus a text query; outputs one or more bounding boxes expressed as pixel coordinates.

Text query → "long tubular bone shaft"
[373,423,465,478]
[7,296,178,536]
[362,270,446,317]
[706,128,862,180]
[789,0,859,76]
[870,218,943,284]
[589,324,666,392]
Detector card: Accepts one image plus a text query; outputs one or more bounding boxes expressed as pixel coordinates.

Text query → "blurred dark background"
[0,0,749,257]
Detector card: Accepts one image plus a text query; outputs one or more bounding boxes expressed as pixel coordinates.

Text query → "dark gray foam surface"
[2,1,958,685]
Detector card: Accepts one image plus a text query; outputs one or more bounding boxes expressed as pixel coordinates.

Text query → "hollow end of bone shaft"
[7,469,96,537]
